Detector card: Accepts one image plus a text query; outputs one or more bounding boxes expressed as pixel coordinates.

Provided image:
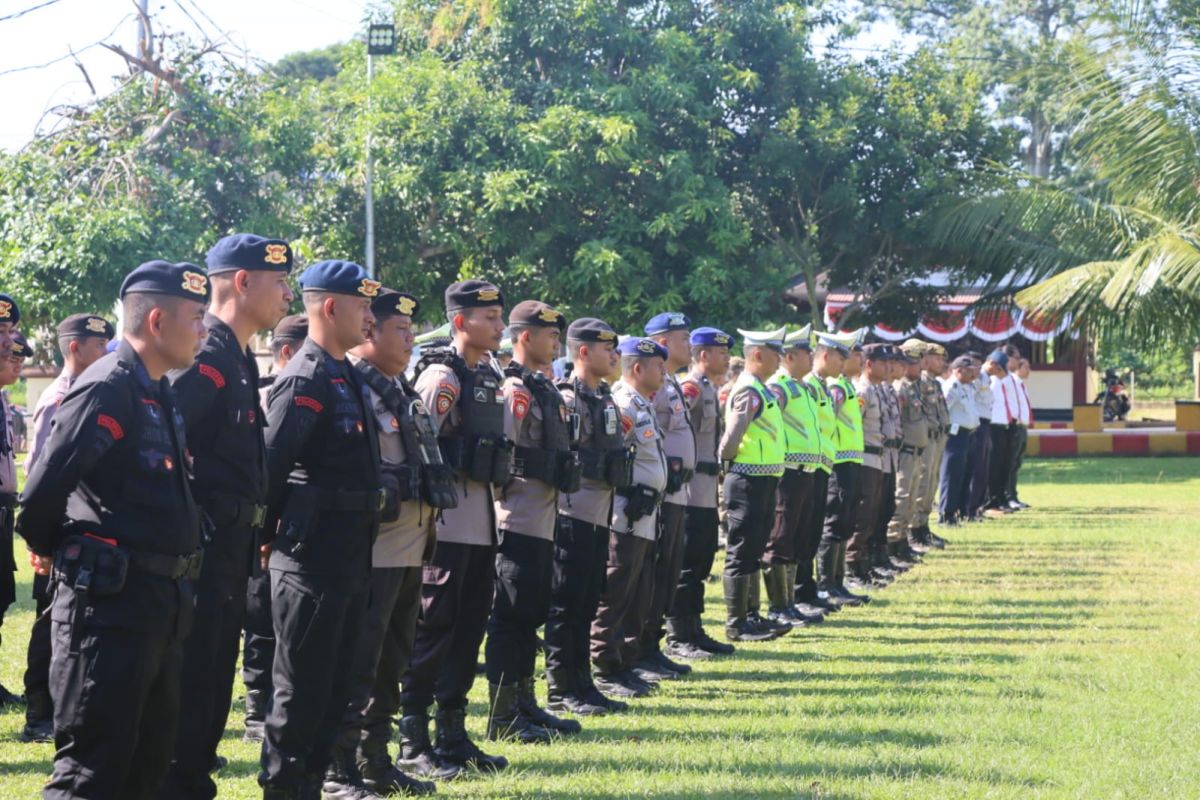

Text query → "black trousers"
[966,420,992,517]
[669,506,719,619]
[343,566,423,746]
[486,531,553,686]
[763,469,812,566]
[544,516,609,679]
[873,470,896,553]
[44,578,190,800]
[820,462,862,546]
[795,470,829,602]
[987,423,1016,509]
[242,560,274,719]
[24,573,53,723]
[1007,425,1028,502]
[722,473,780,578]
[590,532,655,675]
[939,429,973,522]
[399,541,494,714]
[847,466,883,566]
[260,571,367,790]
[159,553,250,800]
[639,502,687,654]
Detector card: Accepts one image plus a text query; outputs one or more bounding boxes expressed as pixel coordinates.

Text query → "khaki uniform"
[847,379,884,566]
[367,380,436,568]
[912,374,945,529]
[889,376,928,543]
[611,381,668,537]
[655,374,696,506]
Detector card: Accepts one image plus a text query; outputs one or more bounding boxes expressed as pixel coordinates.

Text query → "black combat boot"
[833,542,869,605]
[690,615,736,654]
[397,713,463,781]
[764,565,801,628]
[517,676,581,734]
[20,689,53,743]
[433,706,508,772]
[664,616,714,660]
[724,575,778,642]
[575,666,628,712]
[243,687,268,743]
[486,682,554,744]
[323,734,384,799]
[356,736,435,797]
[546,667,606,716]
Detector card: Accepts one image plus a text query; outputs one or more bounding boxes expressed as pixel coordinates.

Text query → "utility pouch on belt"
[618,484,661,523]
[605,446,636,489]
[55,533,130,655]
[380,465,420,522]
[557,451,583,494]
[278,487,319,556]
[665,456,685,495]
[421,462,459,510]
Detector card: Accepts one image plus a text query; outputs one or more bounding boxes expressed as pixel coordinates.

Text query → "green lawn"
[2,458,1199,798]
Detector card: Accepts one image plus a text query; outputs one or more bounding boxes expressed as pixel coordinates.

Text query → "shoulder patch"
[681,380,700,401]
[198,363,225,389]
[620,413,634,435]
[96,414,124,440]
[511,387,532,421]
[294,396,323,412]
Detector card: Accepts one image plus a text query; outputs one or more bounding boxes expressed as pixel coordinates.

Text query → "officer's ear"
[234,269,252,294]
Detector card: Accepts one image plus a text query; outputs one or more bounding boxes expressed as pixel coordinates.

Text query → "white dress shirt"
[990,373,1016,424]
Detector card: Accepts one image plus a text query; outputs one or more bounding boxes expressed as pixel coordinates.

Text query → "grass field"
[2,457,1199,798]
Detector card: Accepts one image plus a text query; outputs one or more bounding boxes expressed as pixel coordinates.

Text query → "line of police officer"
[5,236,977,800]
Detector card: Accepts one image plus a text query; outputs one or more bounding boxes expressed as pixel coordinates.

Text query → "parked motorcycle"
[1094,368,1131,422]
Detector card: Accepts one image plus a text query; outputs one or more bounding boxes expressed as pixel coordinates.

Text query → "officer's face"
[371,314,414,375]
[0,322,13,356]
[703,346,730,376]
[8,356,24,381]
[758,346,781,375]
[243,270,295,330]
[866,358,886,381]
[523,326,561,366]
[332,295,374,349]
[639,357,665,393]
[661,330,690,367]
[928,354,945,373]
[820,349,844,377]
[580,341,617,380]
[843,351,862,376]
[0,355,15,386]
[785,348,810,377]
[459,307,505,351]
[74,336,110,370]
[157,298,208,369]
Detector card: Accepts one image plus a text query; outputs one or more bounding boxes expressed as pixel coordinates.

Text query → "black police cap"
[10,333,30,359]
[57,313,115,340]
[445,279,504,312]
[0,294,20,325]
[371,289,420,320]
[509,300,566,331]
[566,317,616,343]
[206,233,293,274]
[119,261,211,303]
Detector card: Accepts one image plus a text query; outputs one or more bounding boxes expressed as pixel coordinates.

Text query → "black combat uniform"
[259,330,383,796]
[20,333,204,800]
[159,311,269,799]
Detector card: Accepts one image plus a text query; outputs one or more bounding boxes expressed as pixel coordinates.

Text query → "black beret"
[862,343,888,359]
[57,313,114,340]
[445,279,504,312]
[10,333,30,359]
[298,260,379,297]
[119,261,211,303]
[0,294,20,325]
[272,313,308,342]
[566,317,616,343]
[206,233,293,274]
[372,289,420,319]
[509,300,566,331]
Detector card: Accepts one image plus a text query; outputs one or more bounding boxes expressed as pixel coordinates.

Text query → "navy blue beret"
[644,311,690,335]
[298,260,379,298]
[272,313,308,341]
[567,317,616,343]
[445,279,504,312]
[372,289,420,319]
[618,337,668,359]
[689,326,733,348]
[119,261,211,303]
[10,333,30,359]
[0,293,21,325]
[57,313,114,339]
[206,234,293,274]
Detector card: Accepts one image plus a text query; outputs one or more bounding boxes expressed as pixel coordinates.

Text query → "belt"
[680,467,695,484]
[899,444,925,455]
[130,549,204,580]
[884,437,902,449]
[303,486,387,512]
[201,492,267,528]
[0,492,16,509]
[695,461,721,476]
[864,445,883,456]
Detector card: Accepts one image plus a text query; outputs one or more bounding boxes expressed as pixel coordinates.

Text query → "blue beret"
[445,279,504,312]
[206,233,293,274]
[119,261,211,303]
[987,349,1009,369]
[298,260,380,298]
[644,311,690,335]
[567,317,617,343]
[371,289,420,319]
[57,313,114,339]
[0,294,19,325]
[689,326,733,348]
[617,337,668,359]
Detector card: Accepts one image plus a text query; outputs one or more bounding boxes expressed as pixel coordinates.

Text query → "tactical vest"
[506,363,583,493]
[770,372,822,470]
[725,373,785,477]
[802,373,836,473]
[831,375,864,464]
[559,377,634,489]
[414,347,511,486]
[356,361,459,518]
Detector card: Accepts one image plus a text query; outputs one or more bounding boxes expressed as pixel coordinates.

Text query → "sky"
[0,0,374,151]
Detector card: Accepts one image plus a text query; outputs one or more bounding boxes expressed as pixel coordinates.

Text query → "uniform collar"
[204,312,245,353]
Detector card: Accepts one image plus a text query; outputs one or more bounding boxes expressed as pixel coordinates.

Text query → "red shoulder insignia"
[96,414,124,440]
[294,396,323,412]
[198,363,225,389]
[681,381,700,401]
[511,387,532,421]
[620,413,634,435]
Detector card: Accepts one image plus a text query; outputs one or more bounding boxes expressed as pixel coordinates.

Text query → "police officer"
[720,327,788,642]
[340,289,452,796]
[912,342,950,547]
[666,327,736,659]
[544,317,629,716]
[0,292,21,710]
[487,299,581,743]
[761,325,824,628]
[159,234,294,799]
[591,337,668,697]
[939,355,979,526]
[244,312,307,744]
[20,261,209,799]
[870,347,902,584]
[259,260,383,800]
[797,331,843,614]
[638,311,696,680]
[21,312,113,743]
[818,330,868,607]
[396,280,508,779]
[889,342,928,568]
[845,343,888,591]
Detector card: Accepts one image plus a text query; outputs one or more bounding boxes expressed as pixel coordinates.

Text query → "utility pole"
[364,23,396,279]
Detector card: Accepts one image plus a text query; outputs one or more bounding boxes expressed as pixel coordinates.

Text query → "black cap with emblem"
[566,317,616,343]
[371,289,420,320]
[57,313,115,340]
[119,261,211,303]
[444,279,504,312]
[508,300,566,331]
